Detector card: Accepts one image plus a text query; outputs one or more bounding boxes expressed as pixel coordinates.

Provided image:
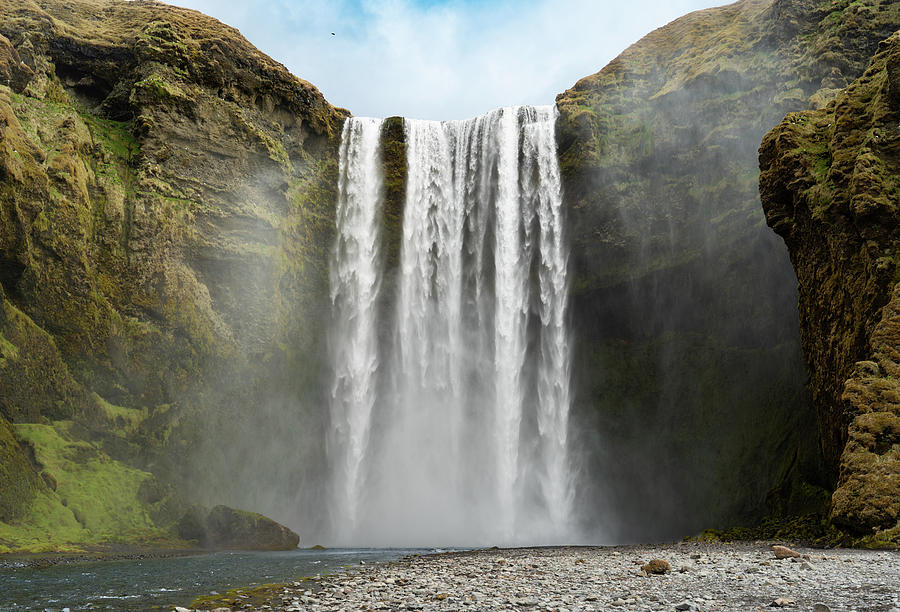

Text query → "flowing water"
[328,106,573,547]
[0,549,424,611]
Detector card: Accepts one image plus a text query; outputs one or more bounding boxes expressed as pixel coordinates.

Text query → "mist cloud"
[167,0,727,120]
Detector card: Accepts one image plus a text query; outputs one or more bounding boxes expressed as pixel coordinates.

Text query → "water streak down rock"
[329,107,573,546]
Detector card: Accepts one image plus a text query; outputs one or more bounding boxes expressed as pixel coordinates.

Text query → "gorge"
[0,0,898,556]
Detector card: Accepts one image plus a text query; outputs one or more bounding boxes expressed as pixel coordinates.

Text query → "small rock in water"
[641,559,672,574]
[772,545,802,559]
[770,597,796,607]
[813,605,832,612]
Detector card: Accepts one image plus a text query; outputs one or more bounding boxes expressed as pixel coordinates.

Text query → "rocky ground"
[186,543,900,612]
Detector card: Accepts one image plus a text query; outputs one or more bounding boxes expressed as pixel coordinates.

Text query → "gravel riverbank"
[185,542,899,612]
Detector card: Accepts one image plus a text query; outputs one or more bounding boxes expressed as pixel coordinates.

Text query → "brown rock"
[772,545,801,559]
[641,559,671,574]
[770,598,796,607]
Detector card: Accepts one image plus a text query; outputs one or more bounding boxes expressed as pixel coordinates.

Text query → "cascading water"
[328,116,384,533]
[328,106,573,546]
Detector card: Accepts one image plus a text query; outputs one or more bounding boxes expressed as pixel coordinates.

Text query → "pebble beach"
[183,543,900,612]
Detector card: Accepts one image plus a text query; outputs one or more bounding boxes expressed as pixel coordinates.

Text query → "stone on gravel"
[813,605,832,612]
[770,597,796,607]
[772,545,801,559]
[641,559,671,574]
[201,543,900,611]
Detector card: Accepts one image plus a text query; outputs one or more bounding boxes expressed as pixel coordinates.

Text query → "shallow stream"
[0,548,427,610]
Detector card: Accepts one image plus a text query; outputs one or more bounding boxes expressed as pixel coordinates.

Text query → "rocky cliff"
[555,0,900,540]
[760,30,900,542]
[0,0,345,550]
[3,0,899,551]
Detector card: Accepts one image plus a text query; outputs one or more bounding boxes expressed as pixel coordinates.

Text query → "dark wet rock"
[555,0,900,538]
[177,504,299,551]
[760,29,900,541]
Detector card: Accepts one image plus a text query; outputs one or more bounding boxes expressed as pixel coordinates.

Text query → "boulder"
[176,504,299,550]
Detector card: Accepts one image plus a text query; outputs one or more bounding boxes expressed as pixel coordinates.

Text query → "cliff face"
[0,0,345,549]
[760,31,900,540]
[556,0,900,539]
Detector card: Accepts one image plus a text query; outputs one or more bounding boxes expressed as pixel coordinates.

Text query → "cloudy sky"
[168,0,727,120]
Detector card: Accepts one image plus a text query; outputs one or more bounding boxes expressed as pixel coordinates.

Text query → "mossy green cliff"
[0,0,345,550]
[3,0,900,550]
[555,0,900,539]
[760,29,900,542]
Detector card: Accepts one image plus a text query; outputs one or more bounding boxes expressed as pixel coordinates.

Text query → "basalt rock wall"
[760,30,900,539]
[555,0,900,540]
[0,0,346,549]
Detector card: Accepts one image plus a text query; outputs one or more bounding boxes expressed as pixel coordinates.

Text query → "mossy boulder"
[177,504,299,551]
[760,29,900,537]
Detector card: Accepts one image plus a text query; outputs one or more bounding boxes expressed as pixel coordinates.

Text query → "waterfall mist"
[328,107,574,547]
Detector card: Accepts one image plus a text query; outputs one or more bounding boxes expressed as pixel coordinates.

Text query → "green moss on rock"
[556,0,900,535]
[0,418,42,523]
[760,30,900,537]
[0,0,347,551]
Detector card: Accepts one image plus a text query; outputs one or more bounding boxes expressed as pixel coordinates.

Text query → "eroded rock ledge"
[760,31,900,539]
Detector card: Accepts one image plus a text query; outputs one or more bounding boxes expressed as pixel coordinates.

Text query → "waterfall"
[328,116,384,533]
[328,106,572,546]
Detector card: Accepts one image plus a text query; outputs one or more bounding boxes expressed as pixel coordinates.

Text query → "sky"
[167,0,728,120]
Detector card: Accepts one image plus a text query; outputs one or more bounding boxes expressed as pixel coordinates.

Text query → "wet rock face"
[554,0,900,538]
[0,0,345,544]
[760,30,900,537]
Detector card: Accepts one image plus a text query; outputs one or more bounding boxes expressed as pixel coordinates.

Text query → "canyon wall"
[760,29,900,541]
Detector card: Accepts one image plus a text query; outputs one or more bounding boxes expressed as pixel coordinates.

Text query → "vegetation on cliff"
[2,0,899,550]
[0,0,346,551]
[555,0,900,539]
[760,29,900,543]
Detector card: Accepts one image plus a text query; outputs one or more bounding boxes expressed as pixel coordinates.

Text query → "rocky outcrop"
[177,504,300,550]
[760,30,900,539]
[0,0,345,550]
[555,0,900,539]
